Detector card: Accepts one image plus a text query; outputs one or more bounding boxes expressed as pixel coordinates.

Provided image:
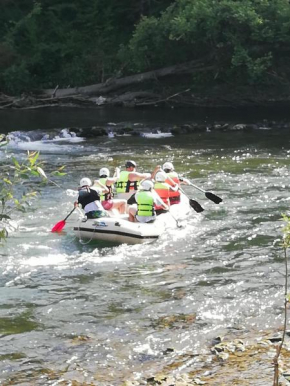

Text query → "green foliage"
[122,0,290,85]
[1,0,290,92]
[0,147,65,243]
[1,62,33,94]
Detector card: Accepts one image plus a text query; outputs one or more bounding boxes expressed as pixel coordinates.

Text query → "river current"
[0,107,289,385]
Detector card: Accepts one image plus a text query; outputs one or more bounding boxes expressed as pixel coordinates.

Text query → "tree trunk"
[42,57,214,98]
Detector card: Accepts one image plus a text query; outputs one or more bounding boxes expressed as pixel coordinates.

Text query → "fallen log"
[42,57,214,98]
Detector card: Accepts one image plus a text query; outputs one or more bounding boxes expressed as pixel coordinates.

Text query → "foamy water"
[0,127,289,384]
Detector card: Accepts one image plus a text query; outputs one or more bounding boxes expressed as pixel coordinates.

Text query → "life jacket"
[154,181,170,210]
[165,171,181,204]
[99,177,113,201]
[136,191,155,217]
[116,171,139,194]
[78,187,100,209]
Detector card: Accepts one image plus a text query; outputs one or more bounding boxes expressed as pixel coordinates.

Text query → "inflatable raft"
[72,195,190,245]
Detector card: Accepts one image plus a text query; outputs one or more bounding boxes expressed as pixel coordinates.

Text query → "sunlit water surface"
[0,114,289,384]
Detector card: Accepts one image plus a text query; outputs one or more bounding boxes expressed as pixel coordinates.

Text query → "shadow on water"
[1,105,290,133]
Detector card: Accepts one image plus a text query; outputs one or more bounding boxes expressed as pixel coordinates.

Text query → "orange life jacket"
[165,171,180,205]
[154,182,170,210]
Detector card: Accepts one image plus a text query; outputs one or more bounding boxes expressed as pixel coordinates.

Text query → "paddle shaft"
[187,181,222,204]
[169,212,182,228]
[179,186,204,213]
[187,182,205,193]
[64,207,76,221]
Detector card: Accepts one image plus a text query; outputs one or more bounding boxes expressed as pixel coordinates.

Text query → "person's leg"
[128,205,137,222]
[112,199,127,214]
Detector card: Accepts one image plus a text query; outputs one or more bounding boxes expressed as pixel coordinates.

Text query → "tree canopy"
[1,0,290,94]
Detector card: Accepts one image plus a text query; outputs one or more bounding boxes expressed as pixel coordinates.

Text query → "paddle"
[51,207,76,232]
[164,174,204,213]
[179,187,204,213]
[184,180,222,204]
[169,212,182,228]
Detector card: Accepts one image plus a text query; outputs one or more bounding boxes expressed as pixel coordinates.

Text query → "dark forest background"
[1,0,290,96]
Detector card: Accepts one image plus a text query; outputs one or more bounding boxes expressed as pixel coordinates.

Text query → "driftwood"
[42,57,213,98]
[0,94,97,109]
[134,88,191,107]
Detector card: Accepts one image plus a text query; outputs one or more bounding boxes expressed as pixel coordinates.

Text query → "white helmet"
[163,162,174,171]
[155,171,167,182]
[80,177,92,187]
[99,167,110,177]
[141,180,154,191]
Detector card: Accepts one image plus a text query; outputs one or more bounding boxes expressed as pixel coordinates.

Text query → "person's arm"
[179,177,190,185]
[151,165,161,180]
[93,180,109,193]
[113,167,120,179]
[169,183,179,192]
[166,175,179,190]
[109,167,120,184]
[129,172,151,181]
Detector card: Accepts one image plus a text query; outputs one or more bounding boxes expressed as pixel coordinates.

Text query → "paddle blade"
[205,192,223,204]
[189,199,204,213]
[51,220,66,232]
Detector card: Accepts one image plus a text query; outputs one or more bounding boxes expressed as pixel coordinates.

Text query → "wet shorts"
[101,200,114,210]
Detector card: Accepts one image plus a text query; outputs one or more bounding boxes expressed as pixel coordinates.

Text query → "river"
[0,107,289,385]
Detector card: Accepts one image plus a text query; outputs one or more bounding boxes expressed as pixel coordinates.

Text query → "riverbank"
[1,82,290,111]
[3,327,289,385]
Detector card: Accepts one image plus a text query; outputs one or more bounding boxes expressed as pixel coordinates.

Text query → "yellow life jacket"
[136,191,155,217]
[116,171,139,193]
[99,177,113,201]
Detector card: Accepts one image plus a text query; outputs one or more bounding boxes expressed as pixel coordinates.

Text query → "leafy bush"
[0,147,65,243]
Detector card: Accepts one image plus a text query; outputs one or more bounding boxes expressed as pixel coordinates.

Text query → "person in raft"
[162,161,190,205]
[153,171,179,215]
[74,177,108,219]
[128,180,169,223]
[115,160,152,202]
[93,167,127,214]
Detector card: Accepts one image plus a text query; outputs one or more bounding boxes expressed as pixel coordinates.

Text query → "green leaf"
[30,170,39,176]
[286,294,290,302]
[11,157,20,168]
[28,151,39,167]
[20,174,31,180]
[51,171,67,176]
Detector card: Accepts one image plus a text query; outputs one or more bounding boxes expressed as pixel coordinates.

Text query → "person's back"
[135,181,156,223]
[116,160,151,201]
[163,162,181,205]
[75,177,108,219]
[154,171,171,215]
[128,180,169,222]
[96,167,126,214]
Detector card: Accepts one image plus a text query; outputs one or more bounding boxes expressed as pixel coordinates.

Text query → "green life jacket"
[99,177,112,201]
[116,171,139,193]
[136,191,155,217]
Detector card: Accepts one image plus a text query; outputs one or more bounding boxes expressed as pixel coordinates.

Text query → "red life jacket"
[165,171,180,205]
[154,182,170,210]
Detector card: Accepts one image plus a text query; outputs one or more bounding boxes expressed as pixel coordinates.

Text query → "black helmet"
[125,160,136,168]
